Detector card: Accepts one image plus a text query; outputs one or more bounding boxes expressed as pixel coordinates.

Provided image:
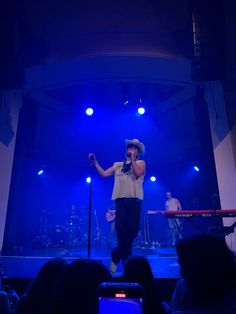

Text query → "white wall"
[205,81,236,251]
[0,90,22,251]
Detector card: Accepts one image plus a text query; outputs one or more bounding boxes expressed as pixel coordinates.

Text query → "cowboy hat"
[125,139,145,154]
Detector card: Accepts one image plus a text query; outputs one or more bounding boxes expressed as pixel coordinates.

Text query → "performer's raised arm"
[88,153,114,177]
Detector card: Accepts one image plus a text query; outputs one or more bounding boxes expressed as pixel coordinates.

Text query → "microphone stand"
[87,160,93,259]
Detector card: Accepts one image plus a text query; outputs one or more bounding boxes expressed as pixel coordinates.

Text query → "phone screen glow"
[99,297,143,314]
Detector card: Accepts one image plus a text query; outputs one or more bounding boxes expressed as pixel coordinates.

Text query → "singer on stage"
[89,139,146,273]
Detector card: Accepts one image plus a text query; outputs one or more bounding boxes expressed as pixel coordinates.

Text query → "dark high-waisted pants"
[111,197,141,265]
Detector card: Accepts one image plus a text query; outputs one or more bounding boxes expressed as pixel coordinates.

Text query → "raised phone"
[97,282,144,314]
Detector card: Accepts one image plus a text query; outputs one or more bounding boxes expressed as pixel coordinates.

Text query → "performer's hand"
[88,153,96,163]
[128,150,136,161]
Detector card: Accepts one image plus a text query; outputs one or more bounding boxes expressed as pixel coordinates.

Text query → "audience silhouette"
[123,255,165,314]
[0,290,11,314]
[51,258,111,314]
[170,235,236,313]
[16,258,68,314]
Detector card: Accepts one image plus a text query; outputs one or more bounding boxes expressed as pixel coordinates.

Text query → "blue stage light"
[37,169,44,176]
[137,107,145,115]
[86,177,91,183]
[150,176,156,182]
[194,165,200,172]
[86,108,94,116]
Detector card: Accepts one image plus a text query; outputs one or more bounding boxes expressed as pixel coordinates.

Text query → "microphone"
[89,154,95,161]
[127,152,131,158]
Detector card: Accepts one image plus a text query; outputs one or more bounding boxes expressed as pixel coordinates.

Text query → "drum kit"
[34,209,89,248]
[34,208,170,249]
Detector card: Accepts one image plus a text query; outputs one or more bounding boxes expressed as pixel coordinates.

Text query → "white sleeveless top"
[111,160,145,200]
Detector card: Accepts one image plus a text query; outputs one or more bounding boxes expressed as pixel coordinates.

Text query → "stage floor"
[0,247,179,279]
